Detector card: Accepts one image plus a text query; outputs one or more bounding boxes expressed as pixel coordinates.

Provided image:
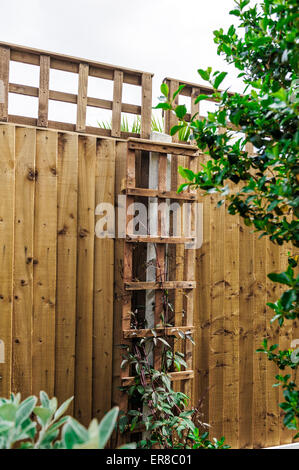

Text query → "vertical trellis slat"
[76,63,89,132]
[111,70,123,138]
[37,55,50,127]
[0,46,10,122]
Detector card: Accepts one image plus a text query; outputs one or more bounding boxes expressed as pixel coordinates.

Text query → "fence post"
[0,46,10,122]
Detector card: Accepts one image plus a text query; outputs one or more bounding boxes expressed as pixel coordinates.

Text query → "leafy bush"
[0,392,135,449]
[156,0,298,437]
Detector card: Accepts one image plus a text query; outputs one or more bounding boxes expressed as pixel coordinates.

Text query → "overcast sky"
[1,0,241,126]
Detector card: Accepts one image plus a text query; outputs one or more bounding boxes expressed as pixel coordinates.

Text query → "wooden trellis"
[0,42,153,138]
[113,138,200,429]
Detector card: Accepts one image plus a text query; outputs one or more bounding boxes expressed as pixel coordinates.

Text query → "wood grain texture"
[37,55,50,127]
[0,46,10,122]
[112,70,123,138]
[0,125,15,397]
[239,219,254,448]
[32,130,57,396]
[55,133,78,413]
[12,127,36,396]
[76,63,89,132]
[194,154,210,420]
[252,234,267,448]
[223,186,240,448]
[141,73,152,138]
[209,192,225,439]
[265,238,280,447]
[75,135,96,425]
[93,139,115,420]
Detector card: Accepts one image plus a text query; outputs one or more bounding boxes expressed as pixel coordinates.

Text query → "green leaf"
[16,396,37,427]
[197,69,210,81]
[174,104,187,119]
[62,418,89,449]
[213,72,228,90]
[160,83,169,98]
[34,406,52,426]
[280,289,297,310]
[0,421,14,433]
[54,396,73,421]
[194,94,210,104]
[178,166,195,181]
[267,272,293,286]
[170,125,185,136]
[177,183,189,193]
[40,391,50,409]
[153,102,172,111]
[98,406,119,449]
[172,85,185,100]
[229,9,240,16]
[0,404,17,422]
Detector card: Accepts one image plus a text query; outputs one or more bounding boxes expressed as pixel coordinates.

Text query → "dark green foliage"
[155,0,298,436]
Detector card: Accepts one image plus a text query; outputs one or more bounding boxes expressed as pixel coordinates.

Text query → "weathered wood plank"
[37,55,50,127]
[32,130,58,396]
[0,46,10,122]
[194,154,210,420]
[12,127,36,397]
[265,238,280,447]
[55,133,78,414]
[76,63,89,132]
[125,281,196,290]
[252,234,267,448]
[111,70,123,138]
[125,187,196,200]
[0,125,15,397]
[123,326,194,339]
[209,191,225,438]
[239,219,254,448]
[223,183,240,448]
[75,135,96,425]
[93,139,115,421]
[141,73,152,138]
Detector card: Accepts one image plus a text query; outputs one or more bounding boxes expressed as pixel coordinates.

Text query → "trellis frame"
[0,41,153,138]
[113,138,200,437]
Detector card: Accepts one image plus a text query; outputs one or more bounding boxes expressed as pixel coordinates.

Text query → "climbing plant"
[155,0,299,436]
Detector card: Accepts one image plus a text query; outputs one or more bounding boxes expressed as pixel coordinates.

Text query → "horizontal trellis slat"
[1,41,153,138]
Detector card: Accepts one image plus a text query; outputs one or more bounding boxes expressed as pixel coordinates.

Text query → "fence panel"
[0,121,296,447]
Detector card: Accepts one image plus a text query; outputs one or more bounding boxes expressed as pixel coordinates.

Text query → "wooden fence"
[0,44,297,448]
[0,42,153,139]
[0,122,116,425]
[0,122,297,448]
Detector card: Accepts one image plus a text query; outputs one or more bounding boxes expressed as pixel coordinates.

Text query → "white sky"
[0,0,241,127]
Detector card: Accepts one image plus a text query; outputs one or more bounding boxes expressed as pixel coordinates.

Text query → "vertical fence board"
[239,220,254,448]
[55,133,79,413]
[32,130,57,396]
[278,242,294,444]
[0,46,10,122]
[209,193,225,438]
[93,139,115,420]
[141,73,152,139]
[195,155,210,419]
[0,125,15,397]
[265,239,280,446]
[12,127,36,397]
[111,71,123,138]
[252,235,267,448]
[76,64,89,132]
[75,135,96,425]
[37,55,50,127]
[223,191,240,448]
